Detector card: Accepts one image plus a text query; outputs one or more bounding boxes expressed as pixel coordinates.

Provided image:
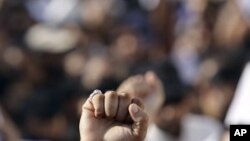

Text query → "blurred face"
[213,0,248,48]
[199,85,234,120]
[82,56,112,90]
[111,33,139,63]
[25,115,68,140]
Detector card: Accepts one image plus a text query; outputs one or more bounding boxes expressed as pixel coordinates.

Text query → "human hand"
[117,71,165,117]
[79,90,148,141]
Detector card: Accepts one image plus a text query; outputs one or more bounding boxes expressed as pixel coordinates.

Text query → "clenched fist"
[117,71,165,119]
[79,90,148,141]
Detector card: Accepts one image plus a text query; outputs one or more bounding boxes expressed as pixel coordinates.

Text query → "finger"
[125,98,144,123]
[132,98,144,109]
[92,93,104,118]
[104,91,118,118]
[129,104,148,141]
[82,90,103,113]
[116,93,131,122]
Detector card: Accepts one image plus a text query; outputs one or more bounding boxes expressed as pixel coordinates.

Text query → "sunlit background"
[0,0,250,141]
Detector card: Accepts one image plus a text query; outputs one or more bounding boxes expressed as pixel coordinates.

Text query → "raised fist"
[79,90,148,141]
[117,71,165,119]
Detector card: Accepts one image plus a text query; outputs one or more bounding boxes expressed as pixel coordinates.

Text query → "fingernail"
[131,104,139,114]
[89,89,102,102]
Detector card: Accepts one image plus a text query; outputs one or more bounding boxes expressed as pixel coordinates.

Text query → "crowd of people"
[0,0,250,140]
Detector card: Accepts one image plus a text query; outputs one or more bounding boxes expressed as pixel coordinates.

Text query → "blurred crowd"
[0,0,250,141]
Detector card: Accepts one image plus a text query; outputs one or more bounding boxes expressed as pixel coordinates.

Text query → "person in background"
[117,60,225,141]
[117,71,165,123]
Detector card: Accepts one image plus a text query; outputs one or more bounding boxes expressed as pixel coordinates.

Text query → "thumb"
[129,103,148,141]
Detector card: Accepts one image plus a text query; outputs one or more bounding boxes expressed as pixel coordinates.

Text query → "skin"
[79,90,148,141]
[117,71,165,121]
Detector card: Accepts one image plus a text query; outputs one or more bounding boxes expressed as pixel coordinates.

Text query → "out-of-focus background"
[0,0,250,141]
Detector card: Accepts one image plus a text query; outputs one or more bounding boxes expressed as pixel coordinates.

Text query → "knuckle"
[105,90,117,99]
[93,94,103,101]
[121,92,130,99]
